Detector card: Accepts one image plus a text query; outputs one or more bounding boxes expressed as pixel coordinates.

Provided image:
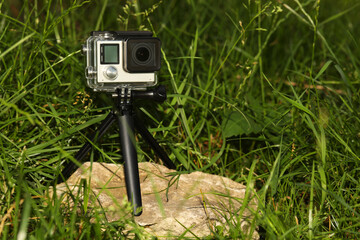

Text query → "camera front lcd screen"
[101,44,119,64]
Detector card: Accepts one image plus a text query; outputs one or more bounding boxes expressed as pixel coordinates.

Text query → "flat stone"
[53,162,259,239]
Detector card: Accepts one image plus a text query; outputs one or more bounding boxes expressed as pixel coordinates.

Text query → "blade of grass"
[95,0,108,30]
[0,32,35,60]
[17,194,31,240]
[308,162,315,240]
[314,60,332,80]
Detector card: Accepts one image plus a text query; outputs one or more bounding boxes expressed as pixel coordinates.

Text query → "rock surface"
[53,162,258,239]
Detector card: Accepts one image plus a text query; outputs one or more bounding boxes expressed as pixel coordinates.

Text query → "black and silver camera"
[82,31,161,92]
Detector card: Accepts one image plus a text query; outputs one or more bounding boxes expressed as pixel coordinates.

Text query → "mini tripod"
[56,85,175,216]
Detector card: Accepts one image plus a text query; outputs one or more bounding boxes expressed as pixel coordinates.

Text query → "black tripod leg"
[117,112,142,216]
[134,115,176,170]
[56,111,117,183]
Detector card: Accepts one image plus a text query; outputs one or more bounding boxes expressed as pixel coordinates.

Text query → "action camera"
[82,31,161,92]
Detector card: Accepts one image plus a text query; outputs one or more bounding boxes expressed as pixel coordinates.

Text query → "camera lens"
[125,38,161,73]
[135,47,150,62]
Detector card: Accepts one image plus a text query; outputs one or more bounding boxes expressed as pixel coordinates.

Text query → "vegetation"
[1,0,360,238]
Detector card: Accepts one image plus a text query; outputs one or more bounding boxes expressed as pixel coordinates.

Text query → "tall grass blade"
[0,32,35,60]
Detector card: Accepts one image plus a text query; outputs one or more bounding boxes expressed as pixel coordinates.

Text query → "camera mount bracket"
[56,85,175,216]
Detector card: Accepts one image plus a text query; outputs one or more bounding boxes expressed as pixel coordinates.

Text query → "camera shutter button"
[104,66,118,80]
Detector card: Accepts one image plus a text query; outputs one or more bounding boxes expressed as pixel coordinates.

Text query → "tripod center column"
[116,88,142,216]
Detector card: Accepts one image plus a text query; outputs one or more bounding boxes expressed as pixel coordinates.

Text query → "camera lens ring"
[132,44,153,65]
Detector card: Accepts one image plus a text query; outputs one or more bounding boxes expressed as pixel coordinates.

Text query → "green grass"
[1,0,360,239]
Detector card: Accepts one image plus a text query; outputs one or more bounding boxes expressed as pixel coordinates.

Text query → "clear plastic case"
[82,32,158,92]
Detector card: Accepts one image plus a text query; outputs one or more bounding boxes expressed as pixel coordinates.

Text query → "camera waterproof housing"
[82,31,161,92]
